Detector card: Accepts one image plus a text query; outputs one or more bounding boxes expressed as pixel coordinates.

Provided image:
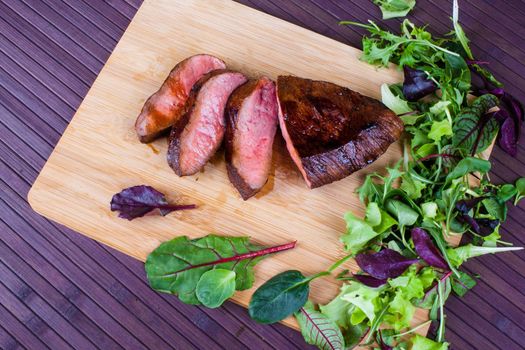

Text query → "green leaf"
[421,202,438,218]
[249,270,309,324]
[319,284,355,329]
[452,94,499,154]
[295,301,345,350]
[452,0,473,60]
[411,334,449,350]
[196,269,236,308]
[445,157,491,183]
[401,173,426,199]
[374,209,398,234]
[340,282,382,323]
[497,184,517,202]
[482,197,507,221]
[415,143,437,158]
[365,202,382,227]
[373,0,416,19]
[357,175,381,204]
[383,291,414,330]
[145,235,293,304]
[429,101,451,116]
[514,177,525,205]
[385,199,419,227]
[450,271,476,297]
[341,212,381,253]
[381,83,412,115]
[428,119,453,142]
[448,244,523,267]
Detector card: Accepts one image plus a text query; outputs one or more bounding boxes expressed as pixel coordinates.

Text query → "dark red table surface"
[1,0,524,349]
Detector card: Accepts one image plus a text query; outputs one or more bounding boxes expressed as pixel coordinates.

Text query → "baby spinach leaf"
[145,235,295,304]
[445,157,491,183]
[196,269,236,308]
[452,94,499,154]
[110,185,196,220]
[356,249,419,280]
[514,177,525,205]
[295,301,345,350]
[249,270,309,324]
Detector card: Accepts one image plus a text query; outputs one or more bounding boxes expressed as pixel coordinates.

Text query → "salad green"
[247,1,524,348]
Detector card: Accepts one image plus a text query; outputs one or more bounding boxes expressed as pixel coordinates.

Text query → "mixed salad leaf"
[247,1,523,349]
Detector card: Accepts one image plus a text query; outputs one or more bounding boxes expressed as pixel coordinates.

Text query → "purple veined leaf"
[353,274,387,288]
[411,228,449,270]
[110,185,196,220]
[402,66,437,101]
[498,114,518,156]
[355,249,419,280]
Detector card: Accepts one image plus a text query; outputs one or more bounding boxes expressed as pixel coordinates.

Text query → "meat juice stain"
[147,143,160,154]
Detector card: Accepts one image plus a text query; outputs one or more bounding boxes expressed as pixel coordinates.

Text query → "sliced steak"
[277,76,404,188]
[135,54,226,143]
[167,70,247,176]
[225,77,278,200]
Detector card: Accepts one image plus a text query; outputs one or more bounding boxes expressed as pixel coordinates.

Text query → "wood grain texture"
[27,0,415,330]
[2,0,524,349]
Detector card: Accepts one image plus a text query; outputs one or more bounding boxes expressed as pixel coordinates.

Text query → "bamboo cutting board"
[28,0,437,331]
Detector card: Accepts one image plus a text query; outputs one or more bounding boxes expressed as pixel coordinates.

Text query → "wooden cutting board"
[28,0,437,331]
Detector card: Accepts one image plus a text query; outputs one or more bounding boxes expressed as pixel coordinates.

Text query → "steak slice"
[135,54,226,143]
[225,77,278,200]
[167,70,247,176]
[277,76,404,188]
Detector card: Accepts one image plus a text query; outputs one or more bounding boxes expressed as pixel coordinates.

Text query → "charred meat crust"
[135,54,225,143]
[277,76,404,188]
[225,80,261,200]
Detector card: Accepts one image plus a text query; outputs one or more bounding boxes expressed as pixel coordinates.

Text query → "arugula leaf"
[373,0,416,19]
[145,235,295,304]
[196,269,236,308]
[295,301,345,350]
[249,270,309,324]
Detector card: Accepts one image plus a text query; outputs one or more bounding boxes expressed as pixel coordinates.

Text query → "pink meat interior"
[232,78,278,189]
[179,72,247,175]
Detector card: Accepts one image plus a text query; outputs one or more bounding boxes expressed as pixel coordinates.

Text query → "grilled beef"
[135,54,226,143]
[225,77,278,200]
[167,70,247,176]
[276,76,404,188]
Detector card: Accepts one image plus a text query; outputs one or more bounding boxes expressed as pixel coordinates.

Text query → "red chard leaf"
[110,185,196,220]
[411,228,449,270]
[498,116,517,156]
[355,249,418,280]
[353,274,387,288]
